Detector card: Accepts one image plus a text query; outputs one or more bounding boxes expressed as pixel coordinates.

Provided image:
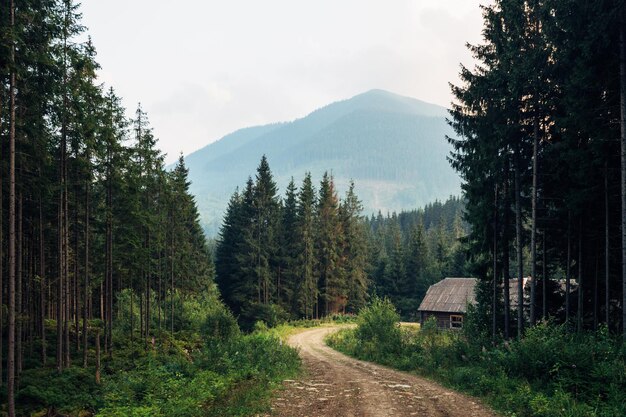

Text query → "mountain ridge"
[183,89,461,235]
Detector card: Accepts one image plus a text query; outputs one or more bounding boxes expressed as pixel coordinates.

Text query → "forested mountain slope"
[184,89,461,234]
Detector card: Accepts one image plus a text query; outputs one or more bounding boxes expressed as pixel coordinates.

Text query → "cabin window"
[450,315,463,329]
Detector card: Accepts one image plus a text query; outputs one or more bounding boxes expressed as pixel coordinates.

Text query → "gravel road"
[264,326,497,417]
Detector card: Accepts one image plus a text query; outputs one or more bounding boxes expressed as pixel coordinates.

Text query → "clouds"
[81,0,487,163]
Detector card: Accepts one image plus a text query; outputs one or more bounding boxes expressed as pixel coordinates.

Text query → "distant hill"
[184,89,461,236]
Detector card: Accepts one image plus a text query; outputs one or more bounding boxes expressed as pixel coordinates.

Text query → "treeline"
[0,1,212,414]
[366,197,469,319]
[215,157,469,324]
[449,0,626,337]
[216,156,368,327]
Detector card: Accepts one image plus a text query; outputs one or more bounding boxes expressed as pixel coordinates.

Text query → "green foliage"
[201,304,240,342]
[15,367,104,416]
[354,297,402,359]
[14,294,300,417]
[239,302,290,332]
[328,299,626,417]
[216,161,369,324]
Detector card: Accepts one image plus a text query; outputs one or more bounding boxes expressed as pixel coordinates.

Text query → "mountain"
[184,89,461,236]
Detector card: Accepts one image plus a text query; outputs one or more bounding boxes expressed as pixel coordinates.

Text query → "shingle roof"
[418,278,477,314]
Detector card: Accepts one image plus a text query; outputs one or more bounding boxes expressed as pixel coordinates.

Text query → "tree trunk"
[170,228,174,336]
[106,146,113,356]
[566,212,571,326]
[64,179,70,367]
[530,117,539,325]
[8,1,17,412]
[146,233,150,343]
[503,176,511,339]
[594,252,599,330]
[0,109,3,386]
[577,224,583,332]
[619,5,626,338]
[158,245,162,332]
[605,162,610,327]
[515,147,524,338]
[83,176,90,367]
[95,329,101,385]
[74,185,80,352]
[492,183,498,342]
[40,197,46,366]
[16,194,23,377]
[542,231,547,320]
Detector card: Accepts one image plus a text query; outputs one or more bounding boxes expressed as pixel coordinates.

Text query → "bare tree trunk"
[8,1,17,412]
[503,178,511,339]
[64,178,70,367]
[492,183,498,342]
[74,187,80,352]
[95,329,101,385]
[40,197,46,366]
[170,228,174,336]
[515,147,524,338]
[577,224,583,332]
[0,113,3,386]
[530,117,539,325]
[83,177,90,367]
[566,212,571,326]
[594,252,599,330]
[106,142,113,356]
[139,276,143,339]
[99,282,103,322]
[158,245,162,332]
[146,233,150,344]
[542,231,547,320]
[57,182,64,373]
[131,277,134,346]
[605,162,610,327]
[619,5,626,338]
[16,195,22,377]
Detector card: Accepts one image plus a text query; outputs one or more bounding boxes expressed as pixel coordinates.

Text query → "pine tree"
[340,181,368,313]
[278,178,299,313]
[251,155,280,305]
[316,173,344,317]
[295,173,317,319]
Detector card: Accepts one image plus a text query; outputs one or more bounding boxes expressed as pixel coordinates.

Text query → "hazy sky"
[81,1,487,164]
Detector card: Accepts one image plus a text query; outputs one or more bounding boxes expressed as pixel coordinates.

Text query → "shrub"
[17,366,103,416]
[239,302,289,331]
[201,304,240,342]
[354,296,402,360]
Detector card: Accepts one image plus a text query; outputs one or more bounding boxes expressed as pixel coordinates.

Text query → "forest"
[215,157,467,327]
[366,197,468,319]
[0,1,300,416]
[447,0,626,338]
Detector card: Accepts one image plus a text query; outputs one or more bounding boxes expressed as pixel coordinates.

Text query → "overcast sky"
[80,1,487,164]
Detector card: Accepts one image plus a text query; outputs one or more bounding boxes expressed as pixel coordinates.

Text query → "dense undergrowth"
[8,294,301,417]
[327,297,626,417]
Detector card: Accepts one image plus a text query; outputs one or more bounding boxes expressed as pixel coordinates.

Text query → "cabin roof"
[418,278,477,314]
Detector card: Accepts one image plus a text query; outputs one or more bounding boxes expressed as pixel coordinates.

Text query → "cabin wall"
[419,311,464,330]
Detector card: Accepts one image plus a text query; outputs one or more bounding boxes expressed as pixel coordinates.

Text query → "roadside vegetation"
[9,295,300,417]
[327,297,626,417]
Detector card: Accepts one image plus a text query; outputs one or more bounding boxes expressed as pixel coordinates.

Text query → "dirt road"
[265,326,497,417]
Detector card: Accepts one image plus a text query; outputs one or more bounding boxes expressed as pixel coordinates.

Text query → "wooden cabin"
[418,276,537,329]
[418,278,477,329]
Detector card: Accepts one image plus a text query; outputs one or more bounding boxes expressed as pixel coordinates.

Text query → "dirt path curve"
[263,326,497,417]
